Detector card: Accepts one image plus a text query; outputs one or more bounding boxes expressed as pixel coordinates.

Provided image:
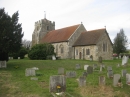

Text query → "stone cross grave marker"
[113,74,121,87]
[122,69,127,77]
[126,73,130,85]
[66,71,76,78]
[99,76,105,85]
[107,70,113,78]
[0,61,6,68]
[82,72,88,77]
[49,75,66,92]
[78,76,86,87]
[25,68,36,76]
[58,67,64,75]
[87,66,93,74]
[75,64,81,70]
[84,65,89,70]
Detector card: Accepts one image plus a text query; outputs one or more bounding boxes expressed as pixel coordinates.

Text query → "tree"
[113,29,128,55]
[28,43,55,60]
[22,39,32,49]
[0,8,23,61]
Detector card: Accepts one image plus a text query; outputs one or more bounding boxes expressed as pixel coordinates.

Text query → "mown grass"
[0,59,130,97]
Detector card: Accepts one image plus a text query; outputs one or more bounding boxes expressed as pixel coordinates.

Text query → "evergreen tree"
[113,29,128,55]
[0,8,23,61]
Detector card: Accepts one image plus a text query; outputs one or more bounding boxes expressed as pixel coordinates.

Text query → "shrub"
[28,43,55,60]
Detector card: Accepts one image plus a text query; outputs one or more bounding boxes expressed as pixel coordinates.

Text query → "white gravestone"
[0,61,6,68]
[122,55,128,65]
[52,55,56,60]
[84,65,89,70]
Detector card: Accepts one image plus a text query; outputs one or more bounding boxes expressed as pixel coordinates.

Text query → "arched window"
[59,44,64,53]
[86,49,90,55]
[103,42,107,52]
[75,49,78,55]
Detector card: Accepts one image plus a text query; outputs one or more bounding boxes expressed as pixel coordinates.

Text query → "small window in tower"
[47,26,49,30]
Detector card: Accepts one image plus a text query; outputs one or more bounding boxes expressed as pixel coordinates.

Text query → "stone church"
[32,17,113,60]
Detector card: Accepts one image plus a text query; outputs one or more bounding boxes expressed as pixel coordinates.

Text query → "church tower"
[32,13,55,46]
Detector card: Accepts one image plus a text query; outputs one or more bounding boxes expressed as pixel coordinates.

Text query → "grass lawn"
[0,59,130,97]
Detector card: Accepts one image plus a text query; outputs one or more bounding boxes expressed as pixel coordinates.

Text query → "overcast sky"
[0,0,130,48]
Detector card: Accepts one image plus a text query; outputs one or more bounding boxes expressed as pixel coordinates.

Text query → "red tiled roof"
[42,24,80,43]
[73,28,106,46]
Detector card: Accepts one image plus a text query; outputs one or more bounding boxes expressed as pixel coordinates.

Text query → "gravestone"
[99,76,105,85]
[90,55,93,61]
[117,64,120,67]
[52,55,56,60]
[25,68,36,76]
[107,70,113,78]
[32,67,39,70]
[122,55,129,66]
[75,64,81,70]
[113,74,121,87]
[31,77,38,80]
[98,56,102,63]
[84,65,89,70]
[58,67,64,75]
[78,76,86,87]
[0,61,6,68]
[66,71,76,78]
[82,72,88,77]
[126,73,130,85]
[101,64,105,69]
[107,66,112,71]
[122,69,127,77]
[93,64,98,70]
[87,66,93,74]
[49,75,66,92]
[99,65,102,72]
[18,57,20,59]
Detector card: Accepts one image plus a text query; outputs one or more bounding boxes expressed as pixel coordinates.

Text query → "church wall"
[52,42,69,59]
[96,32,113,60]
[68,24,86,59]
[74,45,97,60]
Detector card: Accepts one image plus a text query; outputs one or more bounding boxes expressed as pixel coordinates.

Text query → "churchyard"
[0,58,130,97]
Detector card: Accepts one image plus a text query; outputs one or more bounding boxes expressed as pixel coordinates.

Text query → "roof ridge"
[87,28,106,32]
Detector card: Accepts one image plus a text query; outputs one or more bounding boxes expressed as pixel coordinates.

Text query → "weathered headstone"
[107,66,112,71]
[78,76,86,87]
[122,69,127,77]
[99,65,102,72]
[31,77,38,80]
[87,66,93,74]
[93,64,98,70]
[98,56,102,63]
[49,75,66,92]
[58,67,64,75]
[18,57,20,59]
[75,64,81,70]
[90,55,93,61]
[99,76,105,85]
[84,65,89,70]
[113,74,121,87]
[52,55,56,60]
[107,70,113,78]
[126,73,130,85]
[0,61,6,68]
[82,72,88,77]
[66,71,76,78]
[25,68,36,76]
[117,64,120,67]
